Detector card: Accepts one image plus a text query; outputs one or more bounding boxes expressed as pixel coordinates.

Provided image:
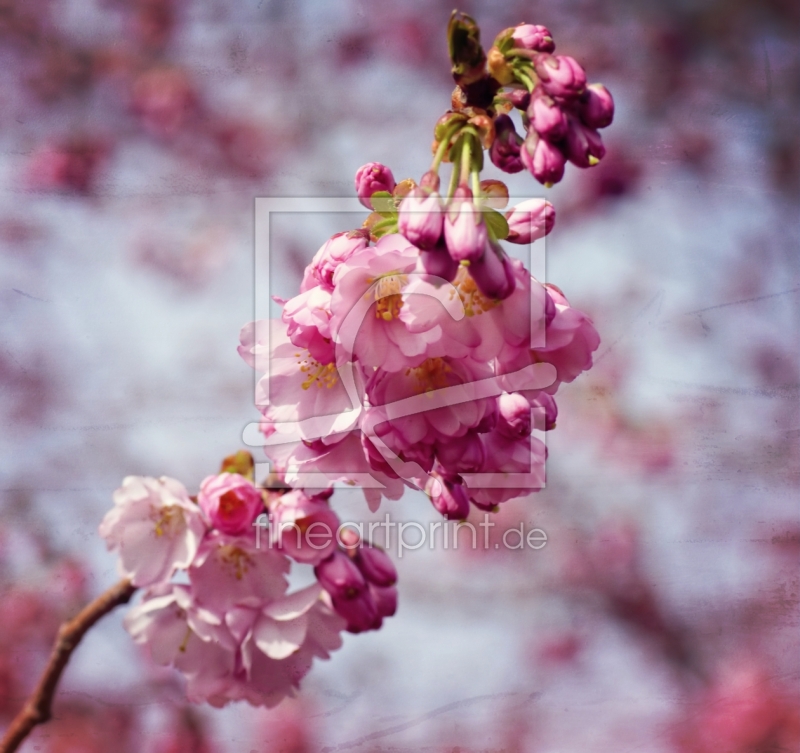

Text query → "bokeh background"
[1,0,799,751]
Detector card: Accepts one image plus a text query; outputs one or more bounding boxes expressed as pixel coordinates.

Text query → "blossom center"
[295,352,339,390]
[218,544,254,581]
[405,358,452,393]
[151,505,185,538]
[450,266,495,316]
[371,272,407,321]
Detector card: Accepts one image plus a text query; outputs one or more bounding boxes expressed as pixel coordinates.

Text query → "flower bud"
[505,199,556,244]
[370,584,398,618]
[398,188,444,250]
[531,392,558,431]
[468,242,516,300]
[418,243,460,284]
[419,170,441,192]
[198,473,263,536]
[579,83,614,129]
[303,230,369,291]
[333,590,379,633]
[512,24,555,53]
[533,54,586,100]
[444,199,487,263]
[564,116,606,167]
[521,131,566,186]
[354,162,396,209]
[436,432,486,474]
[357,546,397,587]
[314,550,365,600]
[497,392,532,438]
[504,89,531,110]
[426,473,471,520]
[528,91,568,142]
[489,115,524,174]
[479,179,509,209]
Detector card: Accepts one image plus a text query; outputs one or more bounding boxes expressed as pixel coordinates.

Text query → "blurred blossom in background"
[1,0,798,751]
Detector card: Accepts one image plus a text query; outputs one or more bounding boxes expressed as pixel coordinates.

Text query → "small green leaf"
[370,191,396,216]
[484,209,509,242]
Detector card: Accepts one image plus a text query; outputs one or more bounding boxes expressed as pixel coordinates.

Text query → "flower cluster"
[443,14,615,186]
[98,454,396,708]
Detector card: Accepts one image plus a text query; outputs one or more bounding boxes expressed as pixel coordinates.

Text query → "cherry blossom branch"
[0,578,137,753]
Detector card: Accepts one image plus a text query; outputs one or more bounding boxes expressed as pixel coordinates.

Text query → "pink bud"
[534,54,587,100]
[505,199,556,244]
[444,200,488,263]
[418,244,460,283]
[468,243,516,300]
[356,546,397,587]
[436,433,486,474]
[303,230,369,291]
[579,83,615,129]
[370,584,398,618]
[528,91,568,142]
[426,473,471,520]
[564,116,606,167]
[354,162,396,209]
[198,473,263,536]
[270,489,340,565]
[511,24,555,53]
[531,392,558,430]
[333,590,379,633]
[314,551,365,599]
[504,88,531,110]
[489,114,524,174]
[497,392,532,438]
[398,188,444,250]
[521,131,566,185]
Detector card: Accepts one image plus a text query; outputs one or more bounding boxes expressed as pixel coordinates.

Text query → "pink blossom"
[282,285,335,364]
[505,199,555,244]
[188,532,289,615]
[354,162,396,209]
[301,230,369,292]
[99,476,207,588]
[198,473,264,536]
[497,392,532,438]
[511,24,555,53]
[269,489,340,565]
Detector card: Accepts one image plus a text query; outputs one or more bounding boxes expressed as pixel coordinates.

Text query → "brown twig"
[0,578,137,753]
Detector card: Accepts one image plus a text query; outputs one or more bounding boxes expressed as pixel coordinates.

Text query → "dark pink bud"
[504,88,531,110]
[354,162,396,209]
[398,188,444,250]
[418,244,460,283]
[489,114,524,174]
[426,473,470,520]
[419,170,441,191]
[370,584,398,618]
[531,392,558,430]
[497,392,532,438]
[521,131,566,186]
[512,24,555,53]
[579,83,614,129]
[469,243,516,300]
[314,551,365,600]
[436,433,485,474]
[534,54,587,100]
[357,546,397,587]
[333,590,379,633]
[528,91,568,142]
[564,116,606,167]
[445,199,487,263]
[505,199,556,244]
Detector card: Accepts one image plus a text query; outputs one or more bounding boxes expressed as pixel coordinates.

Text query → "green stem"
[460,136,472,187]
[431,122,464,173]
[447,141,462,200]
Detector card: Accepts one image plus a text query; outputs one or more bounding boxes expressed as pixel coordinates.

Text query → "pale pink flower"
[198,473,264,536]
[282,285,335,364]
[301,230,370,292]
[99,476,207,588]
[269,489,340,565]
[188,532,289,615]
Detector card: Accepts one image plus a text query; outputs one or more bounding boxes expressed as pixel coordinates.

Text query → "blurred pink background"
[1,0,798,750]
